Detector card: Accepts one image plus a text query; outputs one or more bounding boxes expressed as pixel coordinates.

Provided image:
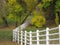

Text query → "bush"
[31,15,46,28]
[55,13,59,26]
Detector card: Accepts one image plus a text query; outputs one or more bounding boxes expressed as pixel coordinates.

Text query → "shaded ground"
[0,40,20,45]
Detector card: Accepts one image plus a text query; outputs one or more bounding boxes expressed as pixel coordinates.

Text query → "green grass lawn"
[0,30,12,40]
[0,27,20,45]
[0,27,13,40]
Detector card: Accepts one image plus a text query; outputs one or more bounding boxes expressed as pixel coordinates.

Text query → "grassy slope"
[0,27,20,45]
[0,27,14,40]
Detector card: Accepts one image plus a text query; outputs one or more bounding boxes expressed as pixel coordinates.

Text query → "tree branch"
[20,1,41,24]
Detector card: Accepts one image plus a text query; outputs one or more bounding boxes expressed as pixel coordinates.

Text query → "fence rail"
[13,25,60,45]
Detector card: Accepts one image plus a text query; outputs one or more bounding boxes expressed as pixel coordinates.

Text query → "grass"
[25,26,46,32]
[0,30,12,40]
[0,27,20,45]
[0,27,14,40]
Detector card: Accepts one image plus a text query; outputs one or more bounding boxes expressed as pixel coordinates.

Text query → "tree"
[7,0,23,27]
[55,0,60,24]
[16,0,46,30]
[1,0,60,28]
[18,0,41,24]
[0,0,8,27]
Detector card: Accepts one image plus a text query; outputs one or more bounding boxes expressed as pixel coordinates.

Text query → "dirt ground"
[0,40,20,45]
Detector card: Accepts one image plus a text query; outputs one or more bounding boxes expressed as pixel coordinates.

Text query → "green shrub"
[55,13,59,26]
[31,15,46,28]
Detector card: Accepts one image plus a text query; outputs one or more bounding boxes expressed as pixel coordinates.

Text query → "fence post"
[17,30,19,44]
[30,31,32,45]
[13,30,15,42]
[21,31,23,45]
[14,31,17,42]
[37,30,39,45]
[59,25,60,44]
[46,28,49,45]
[25,31,27,45]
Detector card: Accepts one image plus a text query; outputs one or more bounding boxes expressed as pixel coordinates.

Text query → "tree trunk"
[20,21,30,30]
[2,17,8,27]
[15,21,18,27]
[57,12,60,24]
[20,1,41,24]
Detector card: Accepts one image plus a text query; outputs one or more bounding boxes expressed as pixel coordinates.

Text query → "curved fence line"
[13,25,60,45]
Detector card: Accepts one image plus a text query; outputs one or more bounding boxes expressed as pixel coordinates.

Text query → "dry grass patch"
[0,40,20,45]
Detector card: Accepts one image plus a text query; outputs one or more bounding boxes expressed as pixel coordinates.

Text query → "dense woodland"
[0,0,60,28]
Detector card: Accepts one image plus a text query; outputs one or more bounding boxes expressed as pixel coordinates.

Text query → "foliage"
[37,0,52,9]
[42,0,52,2]
[24,0,37,10]
[8,0,22,14]
[31,15,46,27]
[55,0,60,12]
[55,13,59,26]
[0,18,4,25]
[7,0,23,24]
[0,0,60,27]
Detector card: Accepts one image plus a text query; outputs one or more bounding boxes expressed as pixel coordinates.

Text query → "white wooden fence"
[13,25,60,45]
